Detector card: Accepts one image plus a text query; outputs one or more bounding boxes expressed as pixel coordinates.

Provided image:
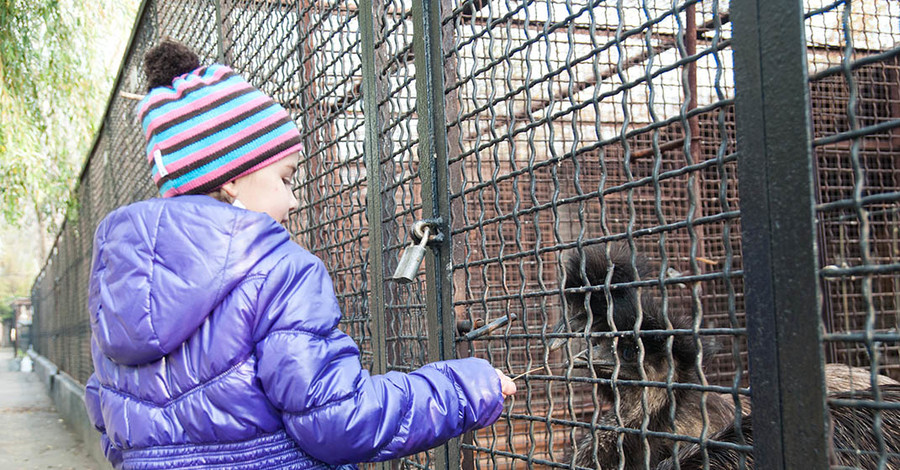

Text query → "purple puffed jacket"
[84,195,504,469]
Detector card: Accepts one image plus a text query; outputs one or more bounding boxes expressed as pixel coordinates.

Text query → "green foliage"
[0,0,137,234]
[0,0,137,307]
[0,221,40,300]
[0,302,12,323]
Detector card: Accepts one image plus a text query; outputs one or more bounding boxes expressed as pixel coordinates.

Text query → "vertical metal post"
[438,1,474,466]
[412,0,459,468]
[684,4,705,259]
[732,1,829,469]
[359,2,390,468]
[294,0,323,251]
[358,0,387,375]
[213,0,225,63]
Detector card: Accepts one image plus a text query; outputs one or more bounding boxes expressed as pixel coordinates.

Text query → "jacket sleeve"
[253,252,504,465]
[84,374,123,469]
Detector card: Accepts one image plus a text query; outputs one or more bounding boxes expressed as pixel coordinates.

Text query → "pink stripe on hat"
[138,65,233,118]
[162,134,303,197]
[178,130,302,190]
[143,80,255,138]
[151,94,273,152]
[156,110,291,176]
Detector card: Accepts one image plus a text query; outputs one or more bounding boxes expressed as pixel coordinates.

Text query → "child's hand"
[495,369,517,398]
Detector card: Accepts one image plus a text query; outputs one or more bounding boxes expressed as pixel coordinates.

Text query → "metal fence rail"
[30,0,899,469]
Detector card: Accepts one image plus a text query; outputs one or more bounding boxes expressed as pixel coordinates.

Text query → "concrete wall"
[29,351,113,470]
[1,322,13,348]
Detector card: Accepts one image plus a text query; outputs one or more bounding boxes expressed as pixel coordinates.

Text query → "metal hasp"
[461,314,518,342]
[732,0,829,469]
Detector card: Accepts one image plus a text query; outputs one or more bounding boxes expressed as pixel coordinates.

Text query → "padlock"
[392,226,430,283]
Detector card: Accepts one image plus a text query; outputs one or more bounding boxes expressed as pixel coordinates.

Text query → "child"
[84,40,516,469]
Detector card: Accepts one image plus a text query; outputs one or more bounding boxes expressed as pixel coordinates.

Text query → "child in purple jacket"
[84,40,516,470]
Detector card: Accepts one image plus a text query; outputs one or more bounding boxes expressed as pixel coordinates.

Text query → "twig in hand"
[512,366,544,381]
[119,91,146,100]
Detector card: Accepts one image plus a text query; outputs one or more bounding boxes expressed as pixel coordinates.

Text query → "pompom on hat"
[137,62,303,198]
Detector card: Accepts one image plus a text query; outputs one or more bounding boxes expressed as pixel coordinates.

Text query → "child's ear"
[220,180,239,200]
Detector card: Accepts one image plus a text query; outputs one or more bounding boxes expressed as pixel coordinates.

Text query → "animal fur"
[822,363,900,393]
[550,243,737,469]
[550,244,898,469]
[657,384,900,470]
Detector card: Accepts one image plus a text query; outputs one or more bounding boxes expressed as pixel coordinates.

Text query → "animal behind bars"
[548,243,736,469]
[550,243,900,469]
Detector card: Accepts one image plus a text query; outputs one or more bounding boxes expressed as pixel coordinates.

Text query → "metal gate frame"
[732,0,830,469]
[358,0,464,466]
[363,0,837,467]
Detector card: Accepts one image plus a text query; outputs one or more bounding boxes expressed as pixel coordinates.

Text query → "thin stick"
[119,91,146,100]
[512,366,544,381]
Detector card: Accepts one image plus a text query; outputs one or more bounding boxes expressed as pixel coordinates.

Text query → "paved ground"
[0,347,102,470]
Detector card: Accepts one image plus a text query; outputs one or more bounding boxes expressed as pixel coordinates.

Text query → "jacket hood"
[88,195,289,366]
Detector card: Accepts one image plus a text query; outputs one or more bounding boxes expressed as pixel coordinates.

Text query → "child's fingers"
[495,369,518,398]
[501,377,517,397]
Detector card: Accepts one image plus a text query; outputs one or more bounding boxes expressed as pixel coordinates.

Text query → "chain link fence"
[30,0,899,468]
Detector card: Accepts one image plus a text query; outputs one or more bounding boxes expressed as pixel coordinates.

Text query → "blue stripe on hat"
[158,119,298,195]
[140,73,247,133]
[152,103,284,170]
[144,89,265,156]
[139,66,225,130]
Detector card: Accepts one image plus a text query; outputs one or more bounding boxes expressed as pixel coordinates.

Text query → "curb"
[28,350,114,470]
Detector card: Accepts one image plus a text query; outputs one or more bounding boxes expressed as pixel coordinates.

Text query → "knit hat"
[137,63,303,198]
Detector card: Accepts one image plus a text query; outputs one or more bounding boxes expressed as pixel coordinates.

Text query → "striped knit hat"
[137,64,303,198]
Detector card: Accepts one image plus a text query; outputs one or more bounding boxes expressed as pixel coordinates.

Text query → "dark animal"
[657,384,900,470]
[550,243,900,469]
[549,243,737,469]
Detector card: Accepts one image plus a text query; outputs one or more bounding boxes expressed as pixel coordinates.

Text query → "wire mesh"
[26,0,900,468]
[441,1,745,468]
[365,1,441,465]
[276,0,375,362]
[29,0,161,385]
[807,0,900,468]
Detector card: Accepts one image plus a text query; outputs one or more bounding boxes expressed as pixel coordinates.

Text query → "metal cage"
[30,0,900,468]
